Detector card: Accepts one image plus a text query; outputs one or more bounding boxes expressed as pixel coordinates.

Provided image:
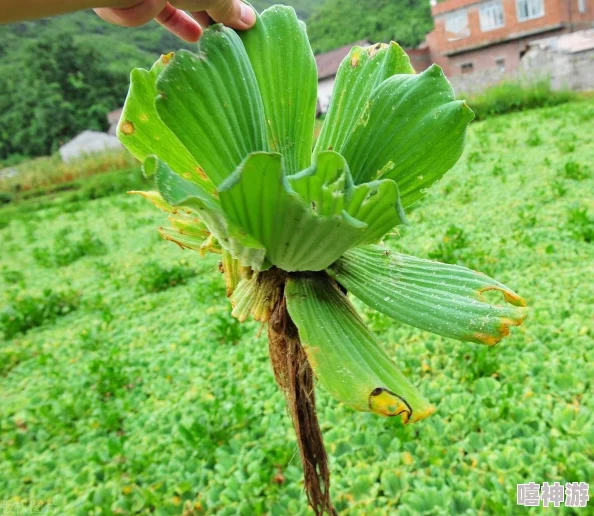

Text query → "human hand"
[94,0,256,42]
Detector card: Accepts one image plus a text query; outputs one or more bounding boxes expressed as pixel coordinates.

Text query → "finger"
[207,0,255,30]
[156,3,203,42]
[94,0,166,27]
[191,10,211,28]
[174,0,255,30]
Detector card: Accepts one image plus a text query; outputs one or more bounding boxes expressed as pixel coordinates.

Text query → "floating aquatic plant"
[118,5,526,514]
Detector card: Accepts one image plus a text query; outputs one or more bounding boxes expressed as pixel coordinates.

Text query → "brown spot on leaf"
[478,285,526,307]
[473,315,525,346]
[413,404,436,423]
[350,50,361,67]
[120,121,135,135]
[368,387,413,423]
[161,52,174,65]
[368,43,387,58]
[195,166,208,181]
[473,332,505,346]
[503,290,527,307]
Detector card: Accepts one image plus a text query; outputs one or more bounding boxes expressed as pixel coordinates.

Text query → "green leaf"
[288,151,406,243]
[145,156,267,270]
[118,55,214,193]
[158,227,206,253]
[241,5,317,175]
[218,152,366,271]
[285,274,434,423]
[155,26,268,186]
[315,42,415,158]
[346,179,407,243]
[288,150,350,216]
[158,210,211,253]
[328,245,527,345]
[128,190,176,213]
[338,65,474,207]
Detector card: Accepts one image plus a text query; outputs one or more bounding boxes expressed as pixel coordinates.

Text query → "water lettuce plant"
[118,5,526,513]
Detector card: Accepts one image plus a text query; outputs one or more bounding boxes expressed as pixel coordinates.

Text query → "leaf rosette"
[118,5,526,425]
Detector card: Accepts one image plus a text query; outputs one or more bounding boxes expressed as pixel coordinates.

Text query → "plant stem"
[268,295,336,516]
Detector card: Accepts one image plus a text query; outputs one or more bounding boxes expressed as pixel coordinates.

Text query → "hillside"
[2,99,593,514]
[0,0,433,74]
[307,0,434,53]
[0,2,323,74]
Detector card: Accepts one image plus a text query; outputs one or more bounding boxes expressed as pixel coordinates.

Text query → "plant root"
[268,295,336,516]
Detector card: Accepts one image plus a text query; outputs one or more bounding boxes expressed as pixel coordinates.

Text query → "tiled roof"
[432,0,484,16]
[532,28,594,53]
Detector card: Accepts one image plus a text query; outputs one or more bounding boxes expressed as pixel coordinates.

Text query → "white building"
[58,130,122,163]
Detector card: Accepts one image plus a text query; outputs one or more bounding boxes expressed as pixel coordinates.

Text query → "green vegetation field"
[1,100,593,515]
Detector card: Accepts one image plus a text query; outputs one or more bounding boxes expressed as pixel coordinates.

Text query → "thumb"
[193,0,256,30]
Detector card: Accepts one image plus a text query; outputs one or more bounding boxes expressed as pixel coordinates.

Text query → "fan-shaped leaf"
[118,55,214,193]
[339,65,474,207]
[315,42,415,158]
[289,151,405,243]
[288,151,350,216]
[285,275,434,423]
[347,179,407,243]
[145,156,267,269]
[241,5,317,175]
[155,26,268,186]
[218,152,366,271]
[328,245,527,345]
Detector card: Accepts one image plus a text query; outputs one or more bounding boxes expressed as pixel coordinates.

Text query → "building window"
[516,0,545,21]
[461,62,474,74]
[496,58,506,71]
[480,1,505,31]
[445,11,470,40]
[578,0,586,13]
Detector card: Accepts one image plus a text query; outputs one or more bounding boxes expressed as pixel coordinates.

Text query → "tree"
[306,0,433,53]
[0,32,128,160]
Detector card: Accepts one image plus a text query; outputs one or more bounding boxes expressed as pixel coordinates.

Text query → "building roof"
[315,40,370,80]
[531,28,594,53]
[432,0,484,16]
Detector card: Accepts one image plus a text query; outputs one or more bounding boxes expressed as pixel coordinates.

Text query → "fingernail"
[240,4,256,27]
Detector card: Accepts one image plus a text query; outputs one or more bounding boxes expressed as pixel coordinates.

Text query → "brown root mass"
[268,295,336,516]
